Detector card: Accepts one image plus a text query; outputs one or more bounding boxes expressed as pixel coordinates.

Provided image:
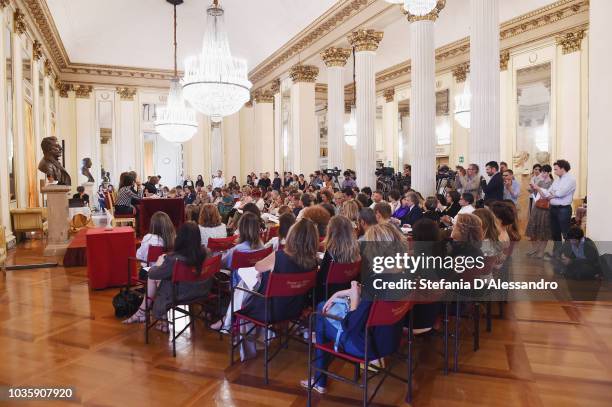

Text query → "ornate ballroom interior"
[0,0,611,406]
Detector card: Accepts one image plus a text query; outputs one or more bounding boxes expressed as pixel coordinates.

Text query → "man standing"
[258,172,271,190]
[481,161,504,202]
[531,159,576,257]
[272,172,282,191]
[212,170,225,189]
[503,169,520,205]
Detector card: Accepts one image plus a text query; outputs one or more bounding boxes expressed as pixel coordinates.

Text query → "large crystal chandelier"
[454,79,471,129]
[385,0,438,16]
[182,0,252,120]
[155,1,198,143]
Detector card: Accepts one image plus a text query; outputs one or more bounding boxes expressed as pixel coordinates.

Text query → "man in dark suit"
[400,192,423,226]
[272,172,281,191]
[481,161,504,202]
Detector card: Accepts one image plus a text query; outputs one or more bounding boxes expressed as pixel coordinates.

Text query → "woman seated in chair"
[264,212,295,251]
[123,222,210,331]
[136,211,175,267]
[316,215,360,303]
[198,204,227,247]
[301,224,406,394]
[115,172,143,217]
[221,212,264,270]
[211,218,317,332]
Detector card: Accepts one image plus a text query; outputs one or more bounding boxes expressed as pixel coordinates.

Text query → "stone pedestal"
[82,182,95,208]
[41,185,70,256]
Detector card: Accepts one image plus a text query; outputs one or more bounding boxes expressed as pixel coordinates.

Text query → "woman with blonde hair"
[340,200,361,227]
[473,208,507,264]
[317,215,361,301]
[198,203,227,247]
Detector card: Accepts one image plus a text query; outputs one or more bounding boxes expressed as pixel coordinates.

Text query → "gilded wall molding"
[290,64,319,83]
[452,62,470,83]
[383,88,395,103]
[74,85,93,98]
[117,87,137,100]
[320,47,351,67]
[14,8,26,35]
[33,40,43,61]
[57,82,72,98]
[270,79,281,94]
[44,60,52,77]
[347,29,383,52]
[500,50,510,71]
[556,28,585,54]
[253,89,274,104]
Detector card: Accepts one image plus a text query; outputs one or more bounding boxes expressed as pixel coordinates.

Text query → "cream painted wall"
[222,112,241,182]
[253,101,275,174]
[239,106,254,183]
[59,93,78,190]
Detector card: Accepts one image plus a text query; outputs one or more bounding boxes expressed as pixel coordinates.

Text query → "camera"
[323,168,341,178]
[375,167,395,177]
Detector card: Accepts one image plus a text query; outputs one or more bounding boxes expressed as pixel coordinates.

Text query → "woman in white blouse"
[198,204,228,247]
[136,211,176,265]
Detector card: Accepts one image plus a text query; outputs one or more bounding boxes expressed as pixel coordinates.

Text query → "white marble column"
[409,18,437,195]
[382,88,399,169]
[239,101,254,183]
[290,65,319,175]
[210,122,224,175]
[253,90,275,174]
[321,47,351,170]
[222,112,240,180]
[348,30,383,189]
[587,0,611,242]
[469,0,500,172]
[272,79,283,174]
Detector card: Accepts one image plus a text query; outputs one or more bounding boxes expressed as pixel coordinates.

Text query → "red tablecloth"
[138,198,184,236]
[63,228,88,267]
[86,227,136,290]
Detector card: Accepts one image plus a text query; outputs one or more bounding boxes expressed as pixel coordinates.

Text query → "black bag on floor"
[112,288,143,318]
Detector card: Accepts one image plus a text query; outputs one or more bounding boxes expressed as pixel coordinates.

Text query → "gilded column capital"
[500,50,510,71]
[403,0,446,23]
[0,1,10,10]
[289,64,319,83]
[347,29,383,52]
[75,85,93,99]
[452,62,470,83]
[556,29,585,55]
[117,87,137,100]
[320,47,351,67]
[14,8,26,35]
[270,78,281,94]
[253,89,274,103]
[57,82,73,98]
[44,60,53,77]
[33,40,43,61]
[383,88,395,103]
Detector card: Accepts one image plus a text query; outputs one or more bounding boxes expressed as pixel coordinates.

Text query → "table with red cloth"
[63,228,88,267]
[86,227,136,290]
[138,198,184,236]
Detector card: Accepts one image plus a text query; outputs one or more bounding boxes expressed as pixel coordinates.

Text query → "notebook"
[237,267,259,290]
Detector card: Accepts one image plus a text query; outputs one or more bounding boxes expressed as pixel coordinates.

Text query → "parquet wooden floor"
[1,240,611,406]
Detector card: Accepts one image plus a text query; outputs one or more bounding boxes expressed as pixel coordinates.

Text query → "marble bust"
[81,157,95,183]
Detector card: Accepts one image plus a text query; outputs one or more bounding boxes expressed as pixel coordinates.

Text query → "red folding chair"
[126,245,165,289]
[324,259,362,300]
[230,269,317,384]
[306,300,414,406]
[207,235,238,252]
[144,256,219,356]
[265,225,279,243]
[230,246,273,270]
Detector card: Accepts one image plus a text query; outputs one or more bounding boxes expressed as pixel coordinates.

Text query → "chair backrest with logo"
[366,300,413,328]
[230,246,273,270]
[326,260,362,285]
[264,269,317,298]
[207,235,237,252]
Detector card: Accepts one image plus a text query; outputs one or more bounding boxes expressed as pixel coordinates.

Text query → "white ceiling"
[46,0,337,71]
[46,0,557,85]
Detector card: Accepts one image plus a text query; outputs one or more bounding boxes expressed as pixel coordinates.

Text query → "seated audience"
[391,192,423,226]
[198,204,228,247]
[301,205,331,237]
[357,208,377,241]
[422,196,441,223]
[123,222,210,332]
[373,202,392,224]
[185,204,200,223]
[341,200,361,227]
[72,186,90,206]
[489,201,521,242]
[441,190,461,219]
[554,226,601,279]
[136,211,176,266]
[115,172,143,216]
[222,212,264,271]
[264,212,296,251]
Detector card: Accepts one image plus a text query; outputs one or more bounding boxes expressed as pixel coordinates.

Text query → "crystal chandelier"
[385,0,438,17]
[182,0,252,120]
[454,79,471,129]
[155,1,198,143]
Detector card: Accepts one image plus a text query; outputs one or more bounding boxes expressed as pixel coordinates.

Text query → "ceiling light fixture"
[155,0,198,143]
[182,0,252,121]
[384,0,438,17]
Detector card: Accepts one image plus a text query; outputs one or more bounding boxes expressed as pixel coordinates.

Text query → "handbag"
[326,297,350,351]
[535,198,550,209]
[112,288,143,318]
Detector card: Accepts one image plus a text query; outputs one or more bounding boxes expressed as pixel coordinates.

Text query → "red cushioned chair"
[230,246,273,270]
[144,255,221,356]
[207,235,238,252]
[324,259,362,300]
[306,300,414,406]
[126,245,165,290]
[265,225,279,243]
[230,268,317,384]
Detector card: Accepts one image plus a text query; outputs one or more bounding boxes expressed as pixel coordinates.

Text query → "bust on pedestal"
[38,136,71,256]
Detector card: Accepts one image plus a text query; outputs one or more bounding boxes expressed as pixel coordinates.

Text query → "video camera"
[375,167,395,177]
[323,167,342,178]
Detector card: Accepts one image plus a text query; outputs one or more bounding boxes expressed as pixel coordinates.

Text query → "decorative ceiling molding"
[248,0,377,84]
[375,0,589,89]
[117,87,137,100]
